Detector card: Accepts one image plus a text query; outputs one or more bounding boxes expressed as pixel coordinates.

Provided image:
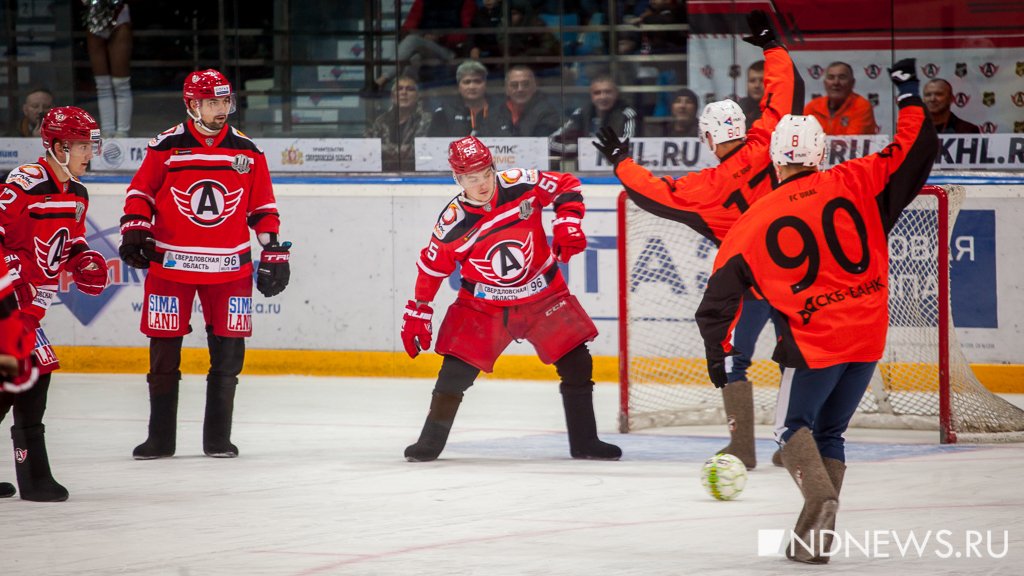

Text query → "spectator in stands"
[650,88,698,137]
[468,0,503,61]
[551,73,640,156]
[376,0,477,89]
[84,0,133,137]
[923,78,980,134]
[366,75,432,172]
[738,60,764,129]
[624,0,687,86]
[427,60,502,137]
[11,88,53,137]
[803,62,878,135]
[492,65,561,137]
[501,0,561,71]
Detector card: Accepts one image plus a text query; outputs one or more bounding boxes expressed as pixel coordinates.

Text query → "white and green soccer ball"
[701,453,748,501]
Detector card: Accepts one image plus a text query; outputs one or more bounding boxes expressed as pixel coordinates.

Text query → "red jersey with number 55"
[414,169,584,306]
[696,96,937,369]
[123,121,280,285]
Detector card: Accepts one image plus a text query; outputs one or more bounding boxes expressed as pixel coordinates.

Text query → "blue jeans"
[774,362,876,462]
[726,294,781,383]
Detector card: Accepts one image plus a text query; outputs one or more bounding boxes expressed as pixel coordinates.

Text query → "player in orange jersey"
[596,11,802,469]
[696,59,936,563]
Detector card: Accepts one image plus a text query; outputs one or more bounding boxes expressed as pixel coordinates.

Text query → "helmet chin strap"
[47,145,74,180]
[187,105,222,135]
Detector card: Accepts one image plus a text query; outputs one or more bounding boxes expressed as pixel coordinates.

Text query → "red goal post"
[617,184,1024,443]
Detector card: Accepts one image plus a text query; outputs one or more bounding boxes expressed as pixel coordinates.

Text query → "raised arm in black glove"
[742,10,779,49]
[592,126,631,167]
[888,58,920,100]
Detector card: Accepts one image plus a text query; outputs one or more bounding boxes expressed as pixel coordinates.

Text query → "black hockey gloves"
[119,216,154,269]
[257,241,291,297]
[593,126,631,167]
[742,10,778,49]
[889,58,920,100]
[706,356,728,388]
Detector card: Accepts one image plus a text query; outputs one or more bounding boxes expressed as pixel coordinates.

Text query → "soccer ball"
[701,453,748,501]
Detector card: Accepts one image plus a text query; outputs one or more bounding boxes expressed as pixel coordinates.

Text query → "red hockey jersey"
[0,159,92,318]
[123,121,280,284]
[414,169,583,306]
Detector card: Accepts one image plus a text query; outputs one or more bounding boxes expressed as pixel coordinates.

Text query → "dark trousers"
[726,294,782,383]
[775,362,876,462]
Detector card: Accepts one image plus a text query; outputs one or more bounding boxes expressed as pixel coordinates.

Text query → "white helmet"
[698,100,746,153]
[770,114,826,167]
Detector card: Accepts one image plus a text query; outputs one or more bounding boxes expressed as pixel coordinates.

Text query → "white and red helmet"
[41,106,101,152]
[448,136,494,175]
[698,99,746,153]
[183,69,236,115]
[770,114,826,167]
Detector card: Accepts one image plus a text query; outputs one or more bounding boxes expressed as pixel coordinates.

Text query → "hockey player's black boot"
[204,377,239,458]
[561,384,622,460]
[0,481,14,498]
[12,424,68,502]
[405,392,462,462]
[204,328,244,458]
[133,372,180,460]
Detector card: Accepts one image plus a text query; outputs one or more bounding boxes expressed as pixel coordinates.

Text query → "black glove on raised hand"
[592,126,631,166]
[742,10,778,49]
[888,58,920,99]
[257,241,291,297]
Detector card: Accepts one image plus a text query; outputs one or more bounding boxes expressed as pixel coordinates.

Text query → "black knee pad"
[12,373,51,428]
[206,326,245,383]
[150,337,184,375]
[434,355,479,396]
[554,344,594,395]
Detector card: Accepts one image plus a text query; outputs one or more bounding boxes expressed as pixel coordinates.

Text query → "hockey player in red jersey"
[695,59,936,563]
[401,136,621,462]
[0,254,39,499]
[121,69,290,460]
[0,106,108,501]
[594,11,802,469]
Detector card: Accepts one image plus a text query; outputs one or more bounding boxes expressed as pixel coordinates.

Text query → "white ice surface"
[4,374,1023,575]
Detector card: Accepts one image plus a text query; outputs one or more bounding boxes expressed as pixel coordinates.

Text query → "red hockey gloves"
[119,216,154,269]
[401,300,433,359]
[0,310,38,394]
[742,10,779,49]
[4,253,37,308]
[552,215,587,263]
[68,250,108,296]
[257,241,291,297]
[593,126,631,166]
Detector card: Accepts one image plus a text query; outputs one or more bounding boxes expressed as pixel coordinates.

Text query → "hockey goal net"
[617,185,1024,443]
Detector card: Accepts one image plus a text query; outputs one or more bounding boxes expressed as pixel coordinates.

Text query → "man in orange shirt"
[803,62,877,135]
